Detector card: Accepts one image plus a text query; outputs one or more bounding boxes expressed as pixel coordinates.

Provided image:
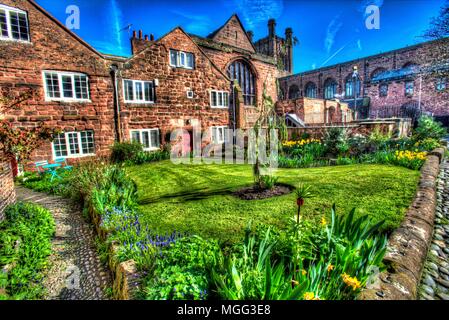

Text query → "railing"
[369,104,423,122]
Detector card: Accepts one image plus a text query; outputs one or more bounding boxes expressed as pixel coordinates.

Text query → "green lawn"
[127,161,419,243]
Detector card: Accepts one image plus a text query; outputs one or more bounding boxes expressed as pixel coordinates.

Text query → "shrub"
[323,128,349,157]
[17,171,70,196]
[0,202,55,300]
[111,142,143,163]
[141,236,221,300]
[414,138,441,152]
[413,115,447,142]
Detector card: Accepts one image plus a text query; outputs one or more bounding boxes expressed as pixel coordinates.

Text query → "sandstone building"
[0,0,293,166]
[279,37,449,124]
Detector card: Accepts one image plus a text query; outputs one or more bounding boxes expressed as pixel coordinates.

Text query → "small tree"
[0,88,57,167]
[252,82,287,189]
[422,0,449,40]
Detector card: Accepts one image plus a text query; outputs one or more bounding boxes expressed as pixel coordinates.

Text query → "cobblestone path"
[16,186,111,300]
[419,159,449,300]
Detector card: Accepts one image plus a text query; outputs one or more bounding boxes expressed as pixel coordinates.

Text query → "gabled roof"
[206,14,256,53]
[27,0,104,58]
[126,26,230,81]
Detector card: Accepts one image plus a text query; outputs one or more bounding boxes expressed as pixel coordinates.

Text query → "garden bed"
[233,184,293,200]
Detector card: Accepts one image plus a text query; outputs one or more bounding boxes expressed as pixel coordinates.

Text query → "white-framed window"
[42,71,90,102]
[169,49,194,69]
[130,128,160,151]
[52,131,95,159]
[436,78,447,92]
[211,126,228,144]
[123,79,155,103]
[210,90,229,108]
[186,90,194,99]
[405,80,414,96]
[0,4,30,42]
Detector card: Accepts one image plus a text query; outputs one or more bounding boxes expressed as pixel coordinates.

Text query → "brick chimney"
[130,29,154,55]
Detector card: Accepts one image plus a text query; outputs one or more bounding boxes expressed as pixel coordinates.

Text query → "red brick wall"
[0,0,116,164]
[118,28,231,141]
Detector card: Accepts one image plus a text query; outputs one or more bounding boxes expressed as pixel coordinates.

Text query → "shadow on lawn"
[138,186,235,205]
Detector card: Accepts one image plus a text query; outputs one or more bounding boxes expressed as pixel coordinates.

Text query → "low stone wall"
[360,147,446,300]
[85,198,140,300]
[0,159,16,221]
[287,118,412,140]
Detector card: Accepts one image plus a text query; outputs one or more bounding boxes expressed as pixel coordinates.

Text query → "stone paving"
[419,159,449,300]
[16,186,111,300]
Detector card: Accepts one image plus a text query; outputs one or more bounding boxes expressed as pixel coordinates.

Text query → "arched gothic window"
[324,78,338,100]
[345,75,361,98]
[228,60,256,106]
[288,84,300,99]
[304,82,317,98]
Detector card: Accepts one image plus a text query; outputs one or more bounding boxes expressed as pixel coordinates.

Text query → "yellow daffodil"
[301,269,307,276]
[303,292,320,300]
[321,217,327,226]
[341,273,361,291]
[327,264,335,272]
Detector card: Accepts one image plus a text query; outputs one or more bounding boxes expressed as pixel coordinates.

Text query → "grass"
[127,161,420,244]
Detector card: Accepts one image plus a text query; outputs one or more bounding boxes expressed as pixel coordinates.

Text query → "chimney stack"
[138,30,143,39]
[246,30,254,42]
[268,19,276,37]
[285,27,293,41]
[144,35,149,41]
[132,30,137,38]
[150,34,154,41]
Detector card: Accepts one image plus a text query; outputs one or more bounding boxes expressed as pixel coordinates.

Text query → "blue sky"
[34,0,446,73]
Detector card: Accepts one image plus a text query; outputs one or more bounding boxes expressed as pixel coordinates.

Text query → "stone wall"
[359,148,446,300]
[0,158,15,221]
[285,118,412,140]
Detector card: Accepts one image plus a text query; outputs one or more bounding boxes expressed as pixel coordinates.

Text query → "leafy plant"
[261,175,279,190]
[0,202,55,300]
[111,141,144,163]
[413,115,447,142]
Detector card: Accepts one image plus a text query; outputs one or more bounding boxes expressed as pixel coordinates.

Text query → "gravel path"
[419,159,449,300]
[16,186,111,300]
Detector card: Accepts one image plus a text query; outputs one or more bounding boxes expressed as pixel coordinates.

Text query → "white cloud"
[324,15,343,54]
[357,39,362,50]
[232,0,284,30]
[311,63,316,70]
[171,10,212,35]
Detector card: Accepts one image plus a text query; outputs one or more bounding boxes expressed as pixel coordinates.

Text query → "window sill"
[0,38,31,45]
[124,101,155,105]
[143,147,160,152]
[45,98,92,103]
[170,66,194,70]
[211,106,229,109]
[54,153,95,160]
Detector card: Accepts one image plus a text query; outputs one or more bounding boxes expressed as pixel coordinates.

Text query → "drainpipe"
[110,65,122,142]
[418,75,423,113]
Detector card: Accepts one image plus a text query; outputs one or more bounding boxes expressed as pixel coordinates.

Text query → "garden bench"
[54,158,73,171]
[34,160,48,175]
